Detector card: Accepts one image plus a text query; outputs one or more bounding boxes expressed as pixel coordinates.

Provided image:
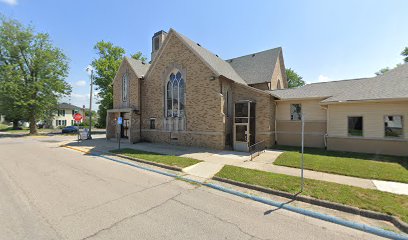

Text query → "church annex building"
[106,29,408,156]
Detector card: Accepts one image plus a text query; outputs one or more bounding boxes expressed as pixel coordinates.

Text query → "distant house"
[52,103,85,128]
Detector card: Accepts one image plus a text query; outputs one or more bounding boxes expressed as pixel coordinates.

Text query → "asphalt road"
[0,136,385,240]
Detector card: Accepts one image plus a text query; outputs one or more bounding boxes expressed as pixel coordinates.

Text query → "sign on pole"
[300,113,305,192]
[74,113,83,122]
[117,117,122,149]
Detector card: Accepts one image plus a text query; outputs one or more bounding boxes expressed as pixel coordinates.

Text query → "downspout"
[139,76,143,142]
[321,105,328,148]
[274,100,278,145]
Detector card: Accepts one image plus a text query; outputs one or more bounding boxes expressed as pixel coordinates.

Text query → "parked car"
[62,126,78,134]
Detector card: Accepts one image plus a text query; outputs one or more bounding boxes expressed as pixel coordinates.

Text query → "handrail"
[249,140,266,161]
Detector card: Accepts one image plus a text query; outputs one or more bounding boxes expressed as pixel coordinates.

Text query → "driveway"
[0,135,384,240]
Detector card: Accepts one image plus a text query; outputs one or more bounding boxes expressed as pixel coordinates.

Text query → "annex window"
[348,116,363,136]
[150,118,156,129]
[122,72,128,102]
[290,104,301,120]
[384,115,403,137]
[165,71,185,118]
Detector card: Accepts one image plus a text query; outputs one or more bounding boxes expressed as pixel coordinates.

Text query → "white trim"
[327,135,408,142]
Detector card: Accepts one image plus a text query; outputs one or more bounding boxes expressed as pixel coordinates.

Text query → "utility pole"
[86,66,94,140]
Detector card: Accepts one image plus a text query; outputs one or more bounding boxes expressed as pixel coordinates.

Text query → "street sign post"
[117,117,122,150]
[74,113,83,122]
[300,113,305,192]
[74,113,83,144]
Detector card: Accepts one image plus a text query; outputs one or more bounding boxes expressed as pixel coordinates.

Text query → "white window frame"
[290,104,302,121]
[384,115,403,138]
[165,69,185,118]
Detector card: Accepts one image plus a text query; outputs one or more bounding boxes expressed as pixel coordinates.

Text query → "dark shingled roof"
[226,48,282,85]
[125,57,150,77]
[58,103,82,110]
[269,63,408,103]
[174,30,247,85]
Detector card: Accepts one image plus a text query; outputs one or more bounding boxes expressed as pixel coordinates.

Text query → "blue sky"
[1,0,407,110]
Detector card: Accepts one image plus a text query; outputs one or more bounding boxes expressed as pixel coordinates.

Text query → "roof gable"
[124,57,150,78]
[145,29,247,85]
[58,103,82,110]
[226,48,282,85]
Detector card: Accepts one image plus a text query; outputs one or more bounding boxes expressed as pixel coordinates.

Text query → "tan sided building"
[107,29,408,156]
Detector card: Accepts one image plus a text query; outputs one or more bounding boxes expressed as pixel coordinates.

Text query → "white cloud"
[1,0,17,6]
[70,93,87,100]
[318,74,333,82]
[74,80,86,87]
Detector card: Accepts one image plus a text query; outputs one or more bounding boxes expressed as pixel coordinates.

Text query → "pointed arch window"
[122,71,128,102]
[166,71,185,117]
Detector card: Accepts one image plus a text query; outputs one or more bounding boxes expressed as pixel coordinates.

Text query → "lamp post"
[86,65,94,140]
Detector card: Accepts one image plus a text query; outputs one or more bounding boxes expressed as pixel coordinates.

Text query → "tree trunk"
[29,113,38,135]
[12,121,19,129]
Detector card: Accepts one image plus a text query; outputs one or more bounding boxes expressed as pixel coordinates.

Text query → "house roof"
[58,103,82,110]
[269,63,408,103]
[226,48,282,85]
[173,30,248,85]
[125,57,150,77]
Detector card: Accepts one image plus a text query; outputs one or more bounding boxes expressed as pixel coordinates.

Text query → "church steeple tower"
[151,30,167,61]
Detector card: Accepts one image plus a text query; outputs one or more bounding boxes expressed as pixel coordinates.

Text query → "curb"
[213,176,408,234]
[114,153,183,172]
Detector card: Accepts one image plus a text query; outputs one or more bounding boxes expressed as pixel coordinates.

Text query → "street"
[0,135,384,240]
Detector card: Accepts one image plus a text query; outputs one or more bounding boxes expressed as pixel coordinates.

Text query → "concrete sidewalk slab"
[182,162,224,179]
[373,180,408,195]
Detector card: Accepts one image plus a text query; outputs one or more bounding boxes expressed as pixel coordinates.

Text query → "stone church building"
[107,29,408,156]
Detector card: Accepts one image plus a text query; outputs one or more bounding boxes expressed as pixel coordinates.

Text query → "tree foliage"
[286,68,305,88]
[375,67,390,76]
[0,17,71,133]
[91,41,146,127]
[401,47,408,63]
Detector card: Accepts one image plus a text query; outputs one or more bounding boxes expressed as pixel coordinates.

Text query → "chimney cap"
[153,30,167,38]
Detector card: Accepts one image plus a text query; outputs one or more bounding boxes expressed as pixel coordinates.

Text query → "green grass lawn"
[273,146,408,183]
[110,148,201,168]
[215,165,408,223]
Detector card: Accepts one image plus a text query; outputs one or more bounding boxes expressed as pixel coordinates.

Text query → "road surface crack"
[80,190,183,240]
[172,198,268,240]
[60,179,176,220]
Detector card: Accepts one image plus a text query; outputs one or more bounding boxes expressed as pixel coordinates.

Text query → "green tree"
[401,47,408,63]
[286,68,305,88]
[375,67,390,76]
[91,41,146,127]
[0,17,71,134]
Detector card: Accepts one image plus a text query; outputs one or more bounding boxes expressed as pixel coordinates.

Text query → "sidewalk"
[62,136,408,195]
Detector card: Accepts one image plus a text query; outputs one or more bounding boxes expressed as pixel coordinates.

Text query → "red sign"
[73,113,83,121]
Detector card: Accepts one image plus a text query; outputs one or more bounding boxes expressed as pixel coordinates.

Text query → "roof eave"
[321,97,408,105]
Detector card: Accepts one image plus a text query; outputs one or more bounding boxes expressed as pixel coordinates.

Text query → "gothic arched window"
[166,71,185,117]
